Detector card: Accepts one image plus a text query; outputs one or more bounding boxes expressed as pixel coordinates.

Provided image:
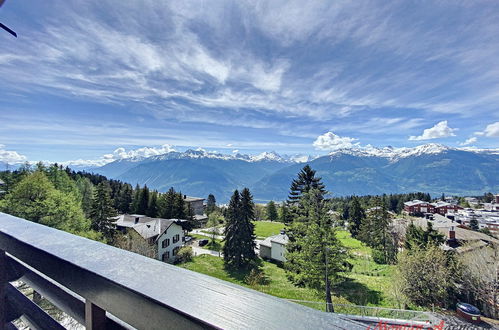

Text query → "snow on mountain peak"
[327,143,452,160]
[250,151,287,162]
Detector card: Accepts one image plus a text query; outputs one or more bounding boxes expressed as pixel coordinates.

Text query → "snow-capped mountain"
[89,144,499,202]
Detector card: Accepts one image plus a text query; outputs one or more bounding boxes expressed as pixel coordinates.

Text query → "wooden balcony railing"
[0,212,365,329]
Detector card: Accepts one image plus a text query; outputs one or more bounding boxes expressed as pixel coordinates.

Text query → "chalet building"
[431,201,463,215]
[259,230,289,262]
[0,178,5,195]
[404,200,435,214]
[183,195,205,215]
[404,200,462,215]
[114,214,188,262]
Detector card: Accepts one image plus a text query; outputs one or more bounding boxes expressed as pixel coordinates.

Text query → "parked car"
[184,236,193,242]
[198,239,209,247]
[456,302,481,324]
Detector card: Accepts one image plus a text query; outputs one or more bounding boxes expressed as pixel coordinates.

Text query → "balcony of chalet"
[0,212,366,329]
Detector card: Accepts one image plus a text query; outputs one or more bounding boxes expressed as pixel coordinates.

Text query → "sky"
[1,1,499,166]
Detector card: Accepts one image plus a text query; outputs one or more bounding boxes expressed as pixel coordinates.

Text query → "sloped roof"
[184,196,204,202]
[134,218,176,239]
[414,218,499,244]
[404,200,428,207]
[260,233,289,247]
[114,214,152,228]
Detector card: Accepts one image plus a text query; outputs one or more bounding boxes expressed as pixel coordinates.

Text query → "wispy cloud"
[1,0,499,160]
[459,137,477,146]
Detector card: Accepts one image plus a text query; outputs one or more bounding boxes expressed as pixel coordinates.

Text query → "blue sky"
[1,1,499,165]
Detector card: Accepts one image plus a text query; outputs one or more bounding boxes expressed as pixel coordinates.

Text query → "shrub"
[176,246,193,263]
[244,268,268,286]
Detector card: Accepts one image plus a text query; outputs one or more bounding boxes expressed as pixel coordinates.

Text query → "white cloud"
[111,144,176,160]
[475,121,499,137]
[313,132,359,150]
[63,144,176,167]
[409,121,457,141]
[459,137,477,146]
[232,149,239,153]
[0,145,28,164]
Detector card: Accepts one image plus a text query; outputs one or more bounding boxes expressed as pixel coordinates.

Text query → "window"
[173,234,180,243]
[134,217,139,224]
[162,238,170,248]
[162,251,170,261]
[173,246,180,256]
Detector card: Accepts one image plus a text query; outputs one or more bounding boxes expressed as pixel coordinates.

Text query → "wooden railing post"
[0,249,6,329]
[85,300,106,330]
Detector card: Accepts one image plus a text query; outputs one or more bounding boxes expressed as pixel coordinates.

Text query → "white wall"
[271,241,287,262]
[157,224,184,262]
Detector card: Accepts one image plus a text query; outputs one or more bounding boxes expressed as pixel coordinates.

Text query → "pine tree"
[285,189,347,312]
[279,202,292,224]
[223,189,256,269]
[287,165,326,204]
[469,213,479,231]
[158,187,175,219]
[359,198,396,264]
[173,192,186,219]
[89,181,117,241]
[206,194,217,215]
[136,185,149,215]
[116,183,133,214]
[240,188,257,263]
[348,197,365,238]
[147,191,159,217]
[76,177,95,217]
[130,184,141,213]
[266,200,278,221]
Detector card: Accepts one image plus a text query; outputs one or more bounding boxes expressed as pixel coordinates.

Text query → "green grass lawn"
[252,221,285,239]
[180,254,323,302]
[190,233,224,251]
[179,230,399,310]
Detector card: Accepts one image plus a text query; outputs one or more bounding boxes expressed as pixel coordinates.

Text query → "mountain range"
[86,144,499,203]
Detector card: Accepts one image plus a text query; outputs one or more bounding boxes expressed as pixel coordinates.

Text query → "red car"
[456,302,481,324]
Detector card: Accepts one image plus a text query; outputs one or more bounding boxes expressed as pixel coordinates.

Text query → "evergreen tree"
[359,198,396,264]
[136,185,150,215]
[223,189,256,269]
[130,184,141,213]
[76,177,95,217]
[158,187,176,219]
[266,200,278,222]
[173,192,186,219]
[89,182,117,241]
[206,194,217,215]
[287,165,326,204]
[405,221,445,250]
[116,183,133,214]
[469,213,479,231]
[147,191,159,217]
[279,202,292,224]
[348,197,365,238]
[286,189,347,312]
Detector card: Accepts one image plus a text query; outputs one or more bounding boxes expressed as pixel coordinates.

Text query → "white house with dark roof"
[114,214,187,262]
[259,230,289,262]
